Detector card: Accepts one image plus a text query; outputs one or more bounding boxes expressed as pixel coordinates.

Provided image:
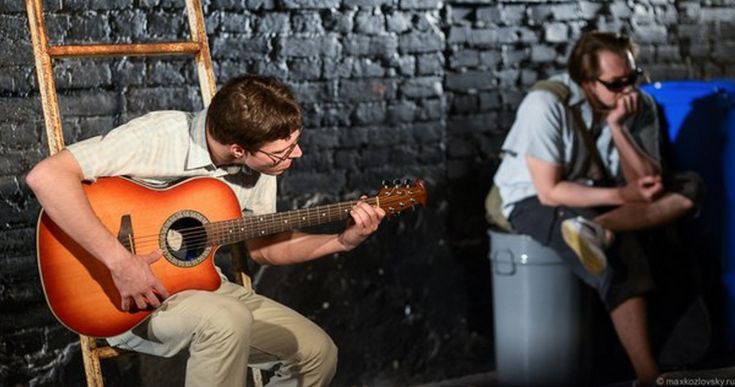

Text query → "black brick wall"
[1,0,733,385]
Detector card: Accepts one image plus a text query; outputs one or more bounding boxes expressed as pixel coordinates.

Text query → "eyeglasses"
[596,67,644,92]
[256,141,299,166]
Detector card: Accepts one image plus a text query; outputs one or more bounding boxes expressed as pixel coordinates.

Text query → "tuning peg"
[382,179,390,187]
[403,178,411,187]
[393,178,401,186]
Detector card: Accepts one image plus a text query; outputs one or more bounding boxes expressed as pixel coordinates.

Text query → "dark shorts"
[509,196,654,311]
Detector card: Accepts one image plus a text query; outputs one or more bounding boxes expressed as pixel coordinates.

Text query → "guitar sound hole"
[165,217,206,262]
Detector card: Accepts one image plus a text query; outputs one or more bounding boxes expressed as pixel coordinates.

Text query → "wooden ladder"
[24,0,262,385]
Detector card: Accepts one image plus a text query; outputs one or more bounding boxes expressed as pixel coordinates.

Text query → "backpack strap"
[529,80,611,183]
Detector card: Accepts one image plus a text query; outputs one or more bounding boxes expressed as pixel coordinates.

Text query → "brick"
[632,4,655,25]
[447,27,497,48]
[387,11,411,33]
[399,31,444,54]
[531,45,557,62]
[344,35,398,58]
[451,94,478,114]
[146,11,184,40]
[496,27,537,44]
[417,53,444,75]
[633,25,668,44]
[61,0,133,10]
[713,42,735,64]
[544,22,568,43]
[355,11,385,35]
[354,103,387,125]
[126,87,199,112]
[418,98,443,121]
[401,77,442,98]
[0,66,31,93]
[678,2,701,22]
[579,1,603,20]
[446,70,494,92]
[657,45,681,62]
[1,122,40,148]
[527,5,553,24]
[339,79,397,102]
[110,10,147,40]
[610,1,632,18]
[387,101,417,123]
[0,0,25,12]
[246,0,276,8]
[450,6,474,24]
[289,58,323,81]
[449,49,480,69]
[700,7,735,22]
[353,58,386,78]
[479,91,501,110]
[322,9,354,33]
[521,69,538,86]
[502,46,529,67]
[220,11,253,33]
[290,82,334,104]
[476,6,501,25]
[281,0,340,9]
[0,98,41,124]
[551,3,578,21]
[213,36,270,59]
[343,0,393,7]
[323,58,355,80]
[281,35,340,58]
[257,13,289,34]
[291,12,325,34]
[400,0,441,9]
[395,55,416,76]
[496,69,520,87]
[53,60,113,89]
[500,5,525,25]
[655,4,678,25]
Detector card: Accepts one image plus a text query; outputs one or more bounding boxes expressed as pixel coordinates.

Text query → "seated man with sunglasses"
[26,74,386,386]
[493,31,700,385]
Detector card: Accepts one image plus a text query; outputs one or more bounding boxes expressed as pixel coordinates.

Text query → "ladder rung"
[47,42,202,58]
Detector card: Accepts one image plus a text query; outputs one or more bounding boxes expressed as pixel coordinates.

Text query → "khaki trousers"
[108,279,338,387]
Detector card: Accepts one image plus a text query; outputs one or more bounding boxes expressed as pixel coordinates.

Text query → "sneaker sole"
[561,221,607,275]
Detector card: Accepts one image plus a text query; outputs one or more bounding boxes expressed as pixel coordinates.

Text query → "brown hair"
[568,31,638,84]
[207,74,302,151]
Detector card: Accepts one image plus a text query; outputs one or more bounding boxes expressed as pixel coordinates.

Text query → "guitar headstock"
[376,179,427,216]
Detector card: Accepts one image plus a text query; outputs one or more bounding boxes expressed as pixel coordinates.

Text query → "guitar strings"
[127,198,377,243]
[127,198,382,250]
[126,204,361,251]
[123,195,417,252]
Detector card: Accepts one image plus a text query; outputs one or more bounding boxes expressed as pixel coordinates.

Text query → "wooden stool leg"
[80,335,104,387]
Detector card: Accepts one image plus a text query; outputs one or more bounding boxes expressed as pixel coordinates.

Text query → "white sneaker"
[561,216,610,275]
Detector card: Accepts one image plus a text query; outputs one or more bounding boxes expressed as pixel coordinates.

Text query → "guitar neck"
[206,197,379,245]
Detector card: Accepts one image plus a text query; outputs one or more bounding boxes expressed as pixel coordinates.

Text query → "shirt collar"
[186,108,216,171]
[186,108,252,175]
[552,73,594,128]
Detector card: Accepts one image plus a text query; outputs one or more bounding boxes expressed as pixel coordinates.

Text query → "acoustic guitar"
[36,176,427,338]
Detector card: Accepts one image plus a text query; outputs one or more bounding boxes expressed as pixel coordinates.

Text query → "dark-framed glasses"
[597,67,645,92]
[257,141,299,166]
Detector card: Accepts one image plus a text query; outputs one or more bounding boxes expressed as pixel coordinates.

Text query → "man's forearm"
[247,231,348,265]
[611,124,660,181]
[543,180,623,208]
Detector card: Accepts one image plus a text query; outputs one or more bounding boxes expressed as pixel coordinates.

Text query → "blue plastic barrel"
[642,80,735,347]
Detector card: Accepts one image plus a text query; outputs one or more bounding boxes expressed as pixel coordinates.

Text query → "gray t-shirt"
[493,73,660,217]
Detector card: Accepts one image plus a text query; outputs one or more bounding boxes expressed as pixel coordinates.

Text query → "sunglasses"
[596,67,644,92]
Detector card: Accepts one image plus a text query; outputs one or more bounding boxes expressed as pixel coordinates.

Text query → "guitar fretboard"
[205,197,379,245]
